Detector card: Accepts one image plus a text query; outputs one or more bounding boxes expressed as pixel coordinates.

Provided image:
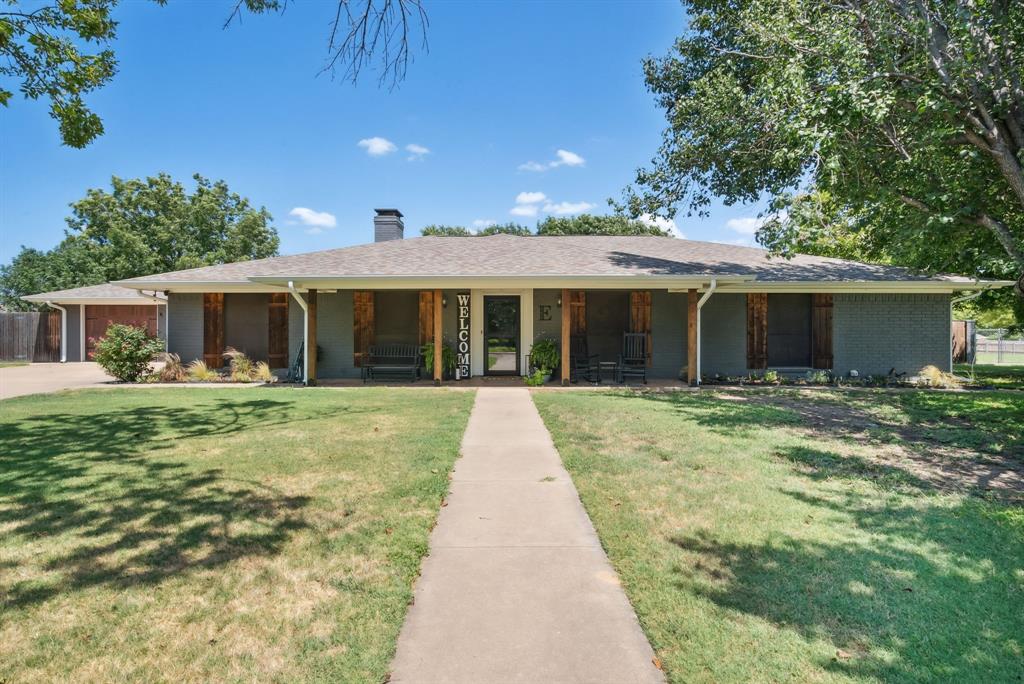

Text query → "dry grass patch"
[0,387,473,682]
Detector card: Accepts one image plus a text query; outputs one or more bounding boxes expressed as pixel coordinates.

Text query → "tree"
[421,225,473,236]
[623,0,1024,302]
[0,173,279,310]
[477,222,532,236]
[0,0,118,148]
[2,0,427,147]
[537,214,668,236]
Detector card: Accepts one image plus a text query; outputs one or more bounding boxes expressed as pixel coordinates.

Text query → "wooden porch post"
[307,289,317,386]
[687,288,698,386]
[561,288,571,385]
[433,288,443,385]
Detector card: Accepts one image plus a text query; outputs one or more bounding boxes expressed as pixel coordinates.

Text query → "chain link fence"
[975,328,1024,364]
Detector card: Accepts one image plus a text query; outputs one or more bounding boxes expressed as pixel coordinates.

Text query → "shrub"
[920,364,961,389]
[524,368,548,386]
[805,369,831,385]
[528,338,560,374]
[187,359,220,382]
[762,369,780,384]
[421,341,456,377]
[93,324,164,382]
[224,347,255,382]
[254,361,276,383]
[158,353,188,382]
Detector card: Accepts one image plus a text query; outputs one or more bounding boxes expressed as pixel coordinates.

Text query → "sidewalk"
[390,387,663,683]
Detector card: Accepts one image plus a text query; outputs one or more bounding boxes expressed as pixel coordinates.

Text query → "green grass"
[533,389,1024,683]
[956,363,1024,389]
[0,360,29,368]
[0,387,474,682]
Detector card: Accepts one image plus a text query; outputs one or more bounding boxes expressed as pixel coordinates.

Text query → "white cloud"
[515,191,547,204]
[406,143,430,160]
[543,201,595,216]
[518,148,586,172]
[517,161,548,172]
[472,219,497,229]
[639,213,685,238]
[357,136,397,156]
[552,149,585,167]
[289,207,337,234]
[725,216,763,235]
[510,204,540,217]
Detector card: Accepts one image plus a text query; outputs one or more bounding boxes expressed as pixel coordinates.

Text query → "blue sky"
[0,0,766,262]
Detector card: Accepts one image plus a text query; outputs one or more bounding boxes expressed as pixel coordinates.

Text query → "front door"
[484,295,519,375]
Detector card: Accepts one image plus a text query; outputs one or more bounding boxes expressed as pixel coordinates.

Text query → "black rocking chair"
[618,332,648,384]
[570,335,600,384]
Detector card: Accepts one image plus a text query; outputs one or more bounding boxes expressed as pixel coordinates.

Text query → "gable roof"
[22,283,166,304]
[111,234,1005,292]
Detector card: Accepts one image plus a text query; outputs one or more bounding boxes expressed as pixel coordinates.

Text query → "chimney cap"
[374,208,404,218]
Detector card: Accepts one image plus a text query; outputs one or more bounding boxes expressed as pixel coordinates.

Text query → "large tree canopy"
[624,0,1024,303]
[1,173,279,310]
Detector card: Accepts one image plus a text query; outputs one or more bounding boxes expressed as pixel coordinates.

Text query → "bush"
[187,359,220,382]
[93,324,164,382]
[524,368,548,386]
[158,353,188,382]
[254,361,276,383]
[224,347,255,382]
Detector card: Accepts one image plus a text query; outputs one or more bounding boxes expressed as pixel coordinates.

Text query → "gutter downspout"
[287,281,309,384]
[45,301,68,363]
[695,278,717,385]
[950,287,987,371]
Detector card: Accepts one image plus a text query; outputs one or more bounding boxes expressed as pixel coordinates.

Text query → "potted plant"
[528,338,560,383]
[421,341,457,379]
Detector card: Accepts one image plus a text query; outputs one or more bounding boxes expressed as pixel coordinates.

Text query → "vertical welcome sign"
[456,292,471,379]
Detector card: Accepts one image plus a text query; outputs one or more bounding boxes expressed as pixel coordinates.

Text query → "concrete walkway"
[390,388,663,684]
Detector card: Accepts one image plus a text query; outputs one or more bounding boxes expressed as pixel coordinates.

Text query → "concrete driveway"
[0,362,112,401]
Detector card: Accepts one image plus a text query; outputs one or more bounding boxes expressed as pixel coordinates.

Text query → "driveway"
[0,362,112,400]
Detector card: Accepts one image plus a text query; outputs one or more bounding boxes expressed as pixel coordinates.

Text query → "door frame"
[483,295,521,376]
[471,289,534,377]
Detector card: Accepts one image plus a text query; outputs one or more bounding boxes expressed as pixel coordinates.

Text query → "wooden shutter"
[746,293,768,370]
[267,293,289,368]
[353,291,375,367]
[569,291,587,335]
[629,290,653,366]
[811,293,834,369]
[418,291,434,346]
[203,293,225,367]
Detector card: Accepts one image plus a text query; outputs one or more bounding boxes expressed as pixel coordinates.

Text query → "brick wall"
[833,293,950,376]
[167,293,204,363]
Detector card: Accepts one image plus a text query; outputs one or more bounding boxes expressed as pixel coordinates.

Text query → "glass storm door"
[484,296,520,375]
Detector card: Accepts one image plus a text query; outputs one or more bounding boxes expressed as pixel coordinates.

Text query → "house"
[27,209,1011,383]
[21,284,166,363]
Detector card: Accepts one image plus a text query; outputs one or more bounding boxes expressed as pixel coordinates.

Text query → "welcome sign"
[456,292,471,379]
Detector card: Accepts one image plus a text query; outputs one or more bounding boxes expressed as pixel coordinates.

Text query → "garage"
[85,305,159,359]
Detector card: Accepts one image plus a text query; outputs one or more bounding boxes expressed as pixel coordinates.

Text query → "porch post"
[307,289,318,386]
[561,288,571,385]
[687,288,698,386]
[433,289,443,385]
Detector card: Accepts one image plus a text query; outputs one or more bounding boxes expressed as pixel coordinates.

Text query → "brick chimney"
[374,208,404,242]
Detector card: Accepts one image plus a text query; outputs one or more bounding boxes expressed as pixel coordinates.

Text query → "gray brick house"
[29,209,1011,383]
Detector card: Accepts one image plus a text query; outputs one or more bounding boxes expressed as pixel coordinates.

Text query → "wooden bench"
[362,344,421,383]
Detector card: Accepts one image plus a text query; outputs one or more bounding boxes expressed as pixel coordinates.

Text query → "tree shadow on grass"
[0,397,362,610]
[670,484,1024,681]
[631,390,1024,498]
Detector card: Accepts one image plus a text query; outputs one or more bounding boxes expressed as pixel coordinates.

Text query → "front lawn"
[0,361,28,368]
[0,388,474,682]
[534,389,1024,683]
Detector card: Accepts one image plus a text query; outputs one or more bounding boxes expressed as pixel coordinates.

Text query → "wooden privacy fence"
[0,311,61,362]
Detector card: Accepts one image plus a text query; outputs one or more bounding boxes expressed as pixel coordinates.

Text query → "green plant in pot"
[528,338,560,382]
[421,341,457,379]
